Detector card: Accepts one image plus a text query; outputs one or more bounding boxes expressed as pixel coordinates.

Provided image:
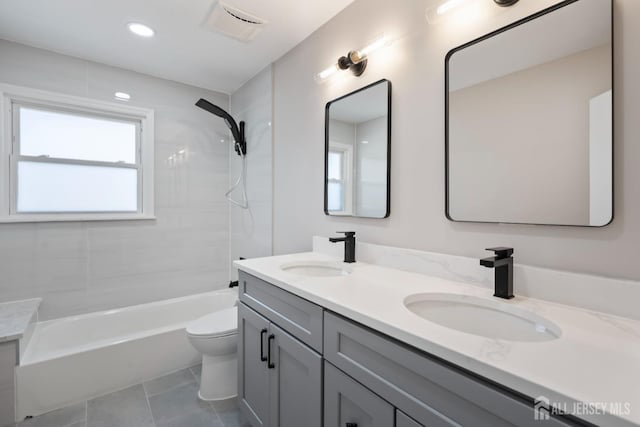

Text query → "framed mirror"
[446,0,613,227]
[324,79,391,218]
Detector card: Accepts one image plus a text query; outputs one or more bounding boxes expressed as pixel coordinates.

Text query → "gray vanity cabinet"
[324,361,394,427]
[396,411,424,427]
[268,324,322,427]
[238,271,323,427]
[238,271,586,427]
[238,303,270,427]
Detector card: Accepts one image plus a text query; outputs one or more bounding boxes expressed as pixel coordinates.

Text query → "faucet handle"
[485,247,513,258]
[336,231,356,237]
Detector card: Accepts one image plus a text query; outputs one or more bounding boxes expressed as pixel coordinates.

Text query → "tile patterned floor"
[14,365,247,427]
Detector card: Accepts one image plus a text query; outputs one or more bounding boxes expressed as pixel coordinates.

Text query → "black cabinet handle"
[346,423,358,427]
[267,334,275,369]
[259,329,268,362]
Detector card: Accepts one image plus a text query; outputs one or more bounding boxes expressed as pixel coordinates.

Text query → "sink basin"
[280,261,351,277]
[404,293,561,342]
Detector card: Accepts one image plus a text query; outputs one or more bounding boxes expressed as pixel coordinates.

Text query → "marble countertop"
[0,298,41,342]
[236,252,640,427]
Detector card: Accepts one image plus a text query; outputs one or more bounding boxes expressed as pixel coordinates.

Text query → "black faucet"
[329,232,356,263]
[480,247,514,299]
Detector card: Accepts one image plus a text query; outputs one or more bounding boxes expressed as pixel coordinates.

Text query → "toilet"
[186,305,238,401]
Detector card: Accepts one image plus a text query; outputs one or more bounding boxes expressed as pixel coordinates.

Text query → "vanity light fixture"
[426,0,518,23]
[315,34,391,83]
[114,92,131,101]
[127,22,155,37]
[494,0,519,6]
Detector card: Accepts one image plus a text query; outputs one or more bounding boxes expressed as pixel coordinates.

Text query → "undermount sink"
[404,293,561,342]
[280,261,351,277]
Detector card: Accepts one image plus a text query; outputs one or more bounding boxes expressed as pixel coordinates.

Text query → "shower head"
[196,98,246,155]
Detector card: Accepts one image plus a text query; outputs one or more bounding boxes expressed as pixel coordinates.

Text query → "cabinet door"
[238,303,271,427]
[396,411,424,427]
[268,323,322,427]
[324,362,394,427]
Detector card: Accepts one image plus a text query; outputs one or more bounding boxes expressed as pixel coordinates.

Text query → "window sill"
[0,214,157,223]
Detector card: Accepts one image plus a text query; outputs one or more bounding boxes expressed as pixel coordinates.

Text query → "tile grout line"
[189,365,225,426]
[142,382,157,427]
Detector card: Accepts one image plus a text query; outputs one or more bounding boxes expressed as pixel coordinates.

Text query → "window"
[0,84,155,222]
[326,142,353,215]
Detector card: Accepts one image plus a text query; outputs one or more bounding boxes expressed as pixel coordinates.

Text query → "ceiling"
[0,0,355,94]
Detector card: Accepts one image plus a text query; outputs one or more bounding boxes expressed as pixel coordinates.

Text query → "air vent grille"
[202,2,267,42]
[223,6,263,25]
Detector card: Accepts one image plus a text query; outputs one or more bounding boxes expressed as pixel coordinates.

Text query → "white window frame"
[0,83,155,223]
[327,141,354,215]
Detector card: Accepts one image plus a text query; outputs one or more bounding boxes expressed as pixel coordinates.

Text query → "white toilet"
[186,305,238,401]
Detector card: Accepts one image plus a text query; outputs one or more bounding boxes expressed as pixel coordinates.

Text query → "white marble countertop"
[236,252,640,427]
[0,298,41,342]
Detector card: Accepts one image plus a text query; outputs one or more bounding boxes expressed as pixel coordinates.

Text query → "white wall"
[229,66,273,280]
[0,40,231,320]
[273,0,640,281]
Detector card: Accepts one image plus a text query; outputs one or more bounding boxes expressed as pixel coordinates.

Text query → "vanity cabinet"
[324,312,581,427]
[238,270,586,427]
[324,361,394,427]
[238,272,322,427]
[396,411,423,427]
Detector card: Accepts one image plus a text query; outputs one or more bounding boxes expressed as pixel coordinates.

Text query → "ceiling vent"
[203,2,267,42]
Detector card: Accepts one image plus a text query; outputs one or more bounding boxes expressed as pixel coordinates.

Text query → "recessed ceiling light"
[127,22,155,37]
[114,92,131,101]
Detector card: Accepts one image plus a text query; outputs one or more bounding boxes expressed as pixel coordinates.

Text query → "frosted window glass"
[328,151,343,180]
[327,182,343,212]
[19,107,137,164]
[17,162,138,212]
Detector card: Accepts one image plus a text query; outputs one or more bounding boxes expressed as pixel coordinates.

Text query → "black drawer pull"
[267,334,276,369]
[346,423,358,427]
[260,329,268,362]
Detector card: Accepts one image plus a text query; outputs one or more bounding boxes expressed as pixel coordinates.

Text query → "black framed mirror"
[445,0,613,227]
[324,79,391,218]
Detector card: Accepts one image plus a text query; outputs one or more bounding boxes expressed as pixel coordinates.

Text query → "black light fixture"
[427,0,519,24]
[494,0,519,6]
[338,51,368,77]
[315,34,391,82]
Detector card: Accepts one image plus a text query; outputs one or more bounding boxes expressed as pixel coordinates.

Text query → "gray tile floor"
[14,365,247,427]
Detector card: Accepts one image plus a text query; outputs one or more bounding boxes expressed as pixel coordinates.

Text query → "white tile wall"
[0,40,231,320]
[229,66,273,280]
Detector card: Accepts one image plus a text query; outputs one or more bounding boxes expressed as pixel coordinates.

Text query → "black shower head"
[195,98,246,155]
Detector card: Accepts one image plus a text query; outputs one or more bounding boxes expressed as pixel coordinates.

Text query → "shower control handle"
[260,329,268,362]
[267,334,276,369]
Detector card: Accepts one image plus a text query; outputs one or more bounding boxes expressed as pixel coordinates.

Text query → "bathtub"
[16,288,238,420]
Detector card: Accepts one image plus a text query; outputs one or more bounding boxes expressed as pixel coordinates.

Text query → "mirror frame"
[324,79,392,218]
[444,0,614,227]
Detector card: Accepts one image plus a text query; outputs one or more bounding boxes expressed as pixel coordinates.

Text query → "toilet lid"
[187,306,238,337]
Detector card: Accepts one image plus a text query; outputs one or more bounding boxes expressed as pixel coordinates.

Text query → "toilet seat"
[187,306,238,338]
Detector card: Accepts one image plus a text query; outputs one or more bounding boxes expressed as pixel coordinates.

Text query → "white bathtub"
[16,288,238,420]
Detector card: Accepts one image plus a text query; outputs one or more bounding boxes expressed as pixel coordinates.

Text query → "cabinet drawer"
[239,271,323,352]
[324,361,394,427]
[324,312,578,427]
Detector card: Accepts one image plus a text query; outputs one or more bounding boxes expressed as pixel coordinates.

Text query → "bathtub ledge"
[0,298,41,342]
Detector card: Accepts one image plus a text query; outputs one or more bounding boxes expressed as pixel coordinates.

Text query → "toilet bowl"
[186,305,238,401]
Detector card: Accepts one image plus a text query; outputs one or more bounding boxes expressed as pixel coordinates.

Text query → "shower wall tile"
[0,40,230,320]
[229,65,274,280]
